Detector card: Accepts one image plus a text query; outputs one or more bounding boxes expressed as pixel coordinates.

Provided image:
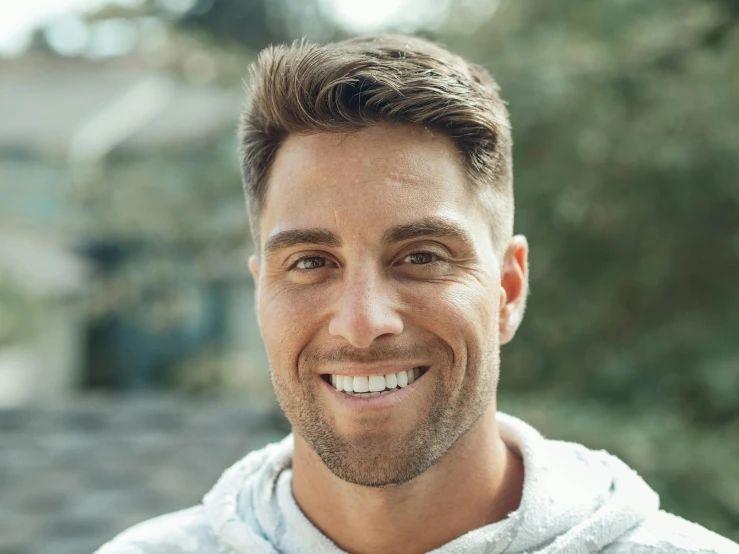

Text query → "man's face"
[251,125,512,487]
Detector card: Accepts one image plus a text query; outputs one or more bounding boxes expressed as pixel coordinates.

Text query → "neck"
[291,404,524,554]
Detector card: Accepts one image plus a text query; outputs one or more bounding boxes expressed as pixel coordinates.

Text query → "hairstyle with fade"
[239,34,514,255]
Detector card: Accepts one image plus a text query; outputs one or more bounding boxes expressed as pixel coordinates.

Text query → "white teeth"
[329,367,426,395]
[397,370,408,387]
[353,375,369,393]
[368,375,385,392]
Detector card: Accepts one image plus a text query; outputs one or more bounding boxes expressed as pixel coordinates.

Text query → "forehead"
[259,125,484,244]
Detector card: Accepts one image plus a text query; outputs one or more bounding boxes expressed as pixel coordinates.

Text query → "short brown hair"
[240,34,513,252]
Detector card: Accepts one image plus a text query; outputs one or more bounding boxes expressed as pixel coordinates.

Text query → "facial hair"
[271,338,500,487]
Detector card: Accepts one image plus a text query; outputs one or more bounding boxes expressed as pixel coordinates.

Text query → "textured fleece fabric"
[96,413,739,553]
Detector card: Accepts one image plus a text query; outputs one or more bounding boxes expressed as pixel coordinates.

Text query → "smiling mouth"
[321,367,428,398]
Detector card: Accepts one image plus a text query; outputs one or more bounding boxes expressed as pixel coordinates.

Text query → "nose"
[328,268,404,349]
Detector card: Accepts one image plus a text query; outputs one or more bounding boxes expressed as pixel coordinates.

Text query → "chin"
[318,431,440,487]
[301,404,456,487]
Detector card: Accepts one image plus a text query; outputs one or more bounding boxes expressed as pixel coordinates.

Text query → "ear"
[498,235,529,345]
[248,254,260,288]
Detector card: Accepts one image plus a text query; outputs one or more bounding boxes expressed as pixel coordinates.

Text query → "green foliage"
[81,138,245,248]
[437,0,739,425]
[75,136,247,320]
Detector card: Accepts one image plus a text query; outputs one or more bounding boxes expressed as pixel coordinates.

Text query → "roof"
[0,57,241,159]
[0,393,288,554]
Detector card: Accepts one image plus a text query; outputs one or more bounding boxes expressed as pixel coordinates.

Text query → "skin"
[249,124,529,554]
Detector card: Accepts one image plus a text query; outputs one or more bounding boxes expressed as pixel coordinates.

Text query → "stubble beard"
[272,340,500,488]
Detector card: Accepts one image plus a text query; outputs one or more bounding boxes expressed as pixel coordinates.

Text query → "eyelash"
[288,251,446,272]
[401,252,443,266]
[289,256,332,271]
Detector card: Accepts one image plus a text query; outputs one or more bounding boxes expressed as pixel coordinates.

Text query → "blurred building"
[0,53,268,406]
[0,230,89,406]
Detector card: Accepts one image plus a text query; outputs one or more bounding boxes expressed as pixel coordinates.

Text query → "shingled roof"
[0,394,289,554]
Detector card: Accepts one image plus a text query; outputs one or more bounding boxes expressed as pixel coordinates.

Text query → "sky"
[0,0,418,57]
[319,0,417,32]
[0,0,134,56]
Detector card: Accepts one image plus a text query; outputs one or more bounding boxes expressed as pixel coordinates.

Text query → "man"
[97,35,738,553]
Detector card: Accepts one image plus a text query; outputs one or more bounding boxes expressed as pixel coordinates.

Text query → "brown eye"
[294,257,327,270]
[405,252,436,265]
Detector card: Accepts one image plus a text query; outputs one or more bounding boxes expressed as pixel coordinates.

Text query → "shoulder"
[94,505,222,554]
[603,510,739,554]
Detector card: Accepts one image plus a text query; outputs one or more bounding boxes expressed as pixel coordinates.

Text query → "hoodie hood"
[202,412,660,553]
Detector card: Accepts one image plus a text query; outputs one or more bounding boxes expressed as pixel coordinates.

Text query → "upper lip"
[320,363,429,377]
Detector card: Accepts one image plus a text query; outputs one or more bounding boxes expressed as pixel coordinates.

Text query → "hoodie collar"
[203,413,659,554]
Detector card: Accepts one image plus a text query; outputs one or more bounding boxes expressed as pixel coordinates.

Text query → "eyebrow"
[262,216,474,258]
[263,228,342,257]
[381,217,474,246]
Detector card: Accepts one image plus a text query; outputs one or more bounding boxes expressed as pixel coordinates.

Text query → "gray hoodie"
[95,413,738,553]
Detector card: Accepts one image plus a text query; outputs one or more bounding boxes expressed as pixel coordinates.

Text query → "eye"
[403,252,439,265]
[291,256,329,271]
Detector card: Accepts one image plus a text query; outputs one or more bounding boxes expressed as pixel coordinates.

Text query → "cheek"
[406,282,499,342]
[403,281,500,391]
[258,285,328,367]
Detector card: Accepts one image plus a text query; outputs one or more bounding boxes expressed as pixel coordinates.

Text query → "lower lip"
[319,370,427,411]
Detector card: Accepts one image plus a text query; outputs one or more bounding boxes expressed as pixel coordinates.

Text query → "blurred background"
[1,0,738,552]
